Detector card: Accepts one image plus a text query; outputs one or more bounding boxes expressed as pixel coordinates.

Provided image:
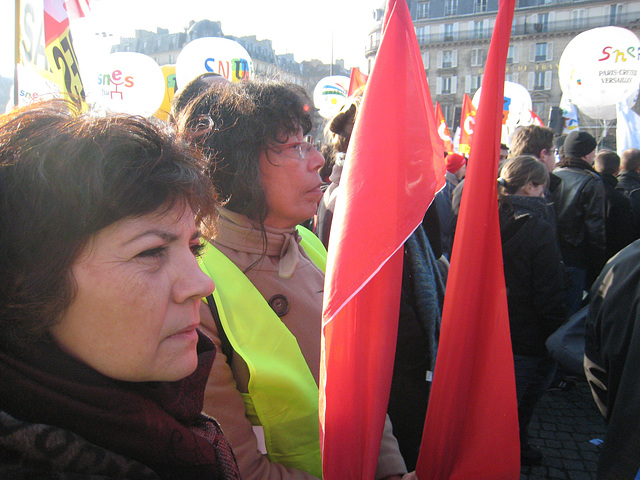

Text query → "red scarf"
[0,331,240,479]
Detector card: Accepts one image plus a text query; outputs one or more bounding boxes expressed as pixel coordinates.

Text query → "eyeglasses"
[270,141,318,160]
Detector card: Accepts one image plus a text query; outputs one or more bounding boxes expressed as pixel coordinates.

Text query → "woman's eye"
[137,246,166,259]
[190,243,206,258]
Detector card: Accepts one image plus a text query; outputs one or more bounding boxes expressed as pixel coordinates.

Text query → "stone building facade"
[365,0,640,139]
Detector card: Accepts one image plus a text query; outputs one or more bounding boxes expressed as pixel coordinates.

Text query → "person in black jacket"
[615,148,640,195]
[593,150,637,259]
[498,156,568,466]
[585,240,640,479]
[552,130,606,315]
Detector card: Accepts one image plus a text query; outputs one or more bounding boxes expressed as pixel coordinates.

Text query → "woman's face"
[259,128,325,229]
[51,203,214,382]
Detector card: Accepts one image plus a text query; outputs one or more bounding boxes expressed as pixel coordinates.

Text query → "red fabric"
[530,109,545,126]
[319,0,445,478]
[458,94,477,156]
[348,67,369,97]
[435,102,454,153]
[415,0,520,478]
[64,0,93,19]
[43,0,71,46]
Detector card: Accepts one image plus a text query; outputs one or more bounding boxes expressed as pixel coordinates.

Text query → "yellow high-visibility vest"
[199,226,326,478]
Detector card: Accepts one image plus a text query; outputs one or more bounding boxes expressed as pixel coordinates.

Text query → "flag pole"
[14,0,20,108]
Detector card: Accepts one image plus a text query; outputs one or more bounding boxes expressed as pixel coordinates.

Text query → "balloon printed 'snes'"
[86,52,166,117]
[175,37,254,89]
[559,26,640,120]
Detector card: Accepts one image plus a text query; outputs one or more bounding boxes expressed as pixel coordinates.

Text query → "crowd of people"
[0,78,639,480]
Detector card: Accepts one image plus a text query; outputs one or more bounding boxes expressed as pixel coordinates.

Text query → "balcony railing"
[370,12,640,53]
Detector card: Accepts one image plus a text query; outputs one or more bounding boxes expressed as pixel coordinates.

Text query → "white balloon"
[473,81,533,144]
[313,75,350,119]
[86,52,165,117]
[559,26,640,119]
[473,81,532,128]
[175,37,254,89]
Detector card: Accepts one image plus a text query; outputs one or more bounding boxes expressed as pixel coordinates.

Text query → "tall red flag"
[457,94,477,156]
[348,67,369,96]
[435,101,454,153]
[415,0,520,478]
[319,0,445,478]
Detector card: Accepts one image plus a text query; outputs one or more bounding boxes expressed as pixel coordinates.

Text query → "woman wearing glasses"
[175,80,408,480]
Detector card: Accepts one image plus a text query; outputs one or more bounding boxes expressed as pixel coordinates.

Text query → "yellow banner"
[44,26,85,100]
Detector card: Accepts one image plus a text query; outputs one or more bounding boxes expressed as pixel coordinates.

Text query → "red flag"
[530,109,545,126]
[435,102,454,153]
[415,0,520,477]
[458,94,477,156]
[319,0,445,478]
[348,67,369,96]
[64,0,94,20]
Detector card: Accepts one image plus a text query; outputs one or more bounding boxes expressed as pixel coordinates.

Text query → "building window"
[471,20,481,39]
[415,25,429,44]
[437,76,458,94]
[443,50,453,68]
[532,42,553,62]
[445,0,458,16]
[466,74,482,93]
[422,51,430,69]
[441,104,453,126]
[168,54,174,63]
[535,13,549,32]
[443,76,453,93]
[572,9,585,29]
[417,1,430,19]
[369,31,380,49]
[471,48,485,66]
[444,23,456,41]
[529,71,552,90]
[507,45,519,63]
[438,50,457,68]
[533,102,545,116]
[505,72,520,84]
[474,0,487,13]
[609,4,624,25]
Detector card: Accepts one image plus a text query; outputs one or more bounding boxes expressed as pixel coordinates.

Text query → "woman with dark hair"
[498,155,567,466]
[0,99,240,479]
[176,79,409,480]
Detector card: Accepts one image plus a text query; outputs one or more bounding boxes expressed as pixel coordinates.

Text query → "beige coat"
[199,210,407,480]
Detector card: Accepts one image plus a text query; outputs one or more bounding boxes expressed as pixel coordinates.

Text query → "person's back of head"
[325,88,364,156]
[562,130,597,163]
[594,150,620,176]
[620,148,640,172]
[498,155,549,196]
[509,125,554,159]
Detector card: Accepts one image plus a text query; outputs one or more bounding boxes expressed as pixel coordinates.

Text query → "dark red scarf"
[0,331,240,479]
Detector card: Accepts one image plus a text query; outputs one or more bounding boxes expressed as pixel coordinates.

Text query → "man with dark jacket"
[616,148,640,235]
[616,148,640,195]
[594,150,637,259]
[552,130,606,315]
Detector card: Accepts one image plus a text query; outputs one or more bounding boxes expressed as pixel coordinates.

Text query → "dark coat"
[553,160,606,281]
[600,173,636,260]
[615,169,640,196]
[499,195,567,357]
[585,240,640,479]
